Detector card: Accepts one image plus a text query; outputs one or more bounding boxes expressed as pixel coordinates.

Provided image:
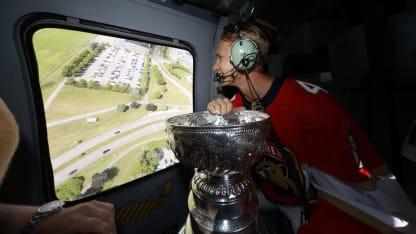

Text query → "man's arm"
[0,98,20,184]
[0,203,37,234]
[0,200,117,234]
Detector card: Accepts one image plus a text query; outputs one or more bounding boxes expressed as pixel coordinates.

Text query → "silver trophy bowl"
[167,110,271,234]
[166,110,270,175]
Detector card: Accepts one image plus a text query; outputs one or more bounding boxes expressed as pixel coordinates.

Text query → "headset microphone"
[214,67,237,82]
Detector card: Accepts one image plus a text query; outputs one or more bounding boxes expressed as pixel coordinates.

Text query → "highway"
[53,109,187,185]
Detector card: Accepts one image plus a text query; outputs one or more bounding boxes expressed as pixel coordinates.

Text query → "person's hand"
[207,97,233,115]
[34,200,117,234]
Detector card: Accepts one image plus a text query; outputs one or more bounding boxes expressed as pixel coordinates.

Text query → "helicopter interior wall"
[267,4,416,201]
[77,164,193,234]
[386,9,416,201]
[0,0,218,205]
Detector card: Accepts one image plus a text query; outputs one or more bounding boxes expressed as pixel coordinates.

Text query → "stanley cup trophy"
[166,110,271,234]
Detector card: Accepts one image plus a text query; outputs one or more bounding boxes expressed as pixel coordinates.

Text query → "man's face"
[212,40,237,86]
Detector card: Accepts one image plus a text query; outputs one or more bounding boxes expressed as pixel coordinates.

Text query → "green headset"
[227,0,258,71]
[229,34,259,71]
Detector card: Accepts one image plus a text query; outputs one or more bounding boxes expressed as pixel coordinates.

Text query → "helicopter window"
[31,27,193,201]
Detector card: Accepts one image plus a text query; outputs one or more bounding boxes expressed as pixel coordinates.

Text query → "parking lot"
[80,37,149,88]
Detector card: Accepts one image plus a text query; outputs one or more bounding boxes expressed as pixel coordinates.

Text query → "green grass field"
[33,28,95,78]
[45,85,131,121]
[33,29,95,100]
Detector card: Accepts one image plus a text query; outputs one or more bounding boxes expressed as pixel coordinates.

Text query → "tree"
[56,176,85,201]
[130,101,140,108]
[117,104,128,112]
[104,83,112,90]
[87,80,98,89]
[91,172,108,188]
[78,79,87,88]
[90,42,98,51]
[112,84,122,92]
[65,77,76,85]
[132,150,160,176]
[153,90,163,99]
[146,103,157,111]
[119,84,130,93]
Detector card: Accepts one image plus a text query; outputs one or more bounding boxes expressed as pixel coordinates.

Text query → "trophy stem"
[182,170,261,234]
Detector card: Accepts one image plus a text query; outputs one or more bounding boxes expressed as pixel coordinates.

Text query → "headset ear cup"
[230,38,258,71]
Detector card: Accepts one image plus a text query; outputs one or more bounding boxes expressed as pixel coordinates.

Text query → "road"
[152,47,192,102]
[54,118,172,185]
[52,109,184,168]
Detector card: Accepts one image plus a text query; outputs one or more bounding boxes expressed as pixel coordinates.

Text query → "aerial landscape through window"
[32,28,193,201]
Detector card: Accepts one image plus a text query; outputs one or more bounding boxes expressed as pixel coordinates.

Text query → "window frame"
[17,12,195,201]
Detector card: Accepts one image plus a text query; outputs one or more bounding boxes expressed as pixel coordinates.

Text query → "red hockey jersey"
[232,78,387,233]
